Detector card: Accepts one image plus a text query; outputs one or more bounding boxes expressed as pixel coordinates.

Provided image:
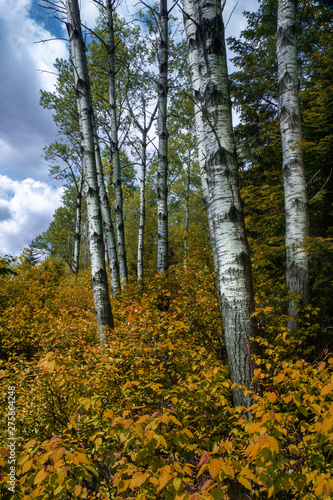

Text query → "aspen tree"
[277,0,309,329]
[105,0,128,283]
[183,0,256,407]
[66,0,114,342]
[157,0,169,272]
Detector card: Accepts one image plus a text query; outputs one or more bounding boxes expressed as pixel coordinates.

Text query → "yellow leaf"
[173,477,182,491]
[77,452,90,465]
[240,467,256,482]
[160,414,170,425]
[134,423,144,440]
[34,468,47,485]
[145,430,155,442]
[24,439,37,450]
[320,384,333,397]
[266,436,279,454]
[130,472,148,489]
[273,373,285,385]
[22,460,33,474]
[239,475,252,490]
[169,415,182,426]
[247,422,262,433]
[50,447,66,464]
[266,392,277,403]
[73,485,82,497]
[157,473,172,492]
[208,459,222,479]
[53,459,64,469]
[221,464,234,479]
[268,484,275,497]
[57,468,65,485]
[197,463,208,479]
[184,465,193,476]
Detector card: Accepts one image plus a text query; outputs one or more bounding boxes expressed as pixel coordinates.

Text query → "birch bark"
[72,174,84,274]
[183,0,256,407]
[277,0,309,328]
[137,129,147,282]
[66,0,114,342]
[157,0,169,272]
[93,132,121,296]
[106,0,128,283]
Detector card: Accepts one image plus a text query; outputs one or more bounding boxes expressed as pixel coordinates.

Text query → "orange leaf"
[130,472,148,489]
[34,468,47,485]
[208,459,222,479]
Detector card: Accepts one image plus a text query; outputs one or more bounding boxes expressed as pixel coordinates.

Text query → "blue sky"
[0,0,258,257]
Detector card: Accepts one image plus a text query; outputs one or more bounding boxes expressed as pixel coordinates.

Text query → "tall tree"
[105,0,128,283]
[65,0,114,341]
[277,0,309,327]
[157,0,169,272]
[93,127,121,296]
[183,0,256,407]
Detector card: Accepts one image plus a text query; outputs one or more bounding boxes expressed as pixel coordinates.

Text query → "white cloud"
[0,0,68,181]
[0,175,63,256]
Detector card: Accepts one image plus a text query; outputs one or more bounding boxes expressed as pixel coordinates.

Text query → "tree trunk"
[183,0,256,408]
[72,174,84,274]
[184,154,190,267]
[93,130,121,296]
[137,129,147,282]
[157,0,169,272]
[106,0,128,283]
[66,0,114,342]
[277,0,309,329]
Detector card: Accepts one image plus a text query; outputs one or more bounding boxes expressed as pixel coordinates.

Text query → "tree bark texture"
[157,0,169,272]
[66,0,114,342]
[93,130,121,296]
[183,0,256,407]
[184,156,190,266]
[137,128,147,282]
[72,174,84,274]
[106,0,128,283]
[277,0,309,328]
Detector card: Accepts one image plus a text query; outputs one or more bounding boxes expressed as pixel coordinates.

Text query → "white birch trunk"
[277,0,309,329]
[157,0,169,272]
[66,0,114,342]
[106,0,128,283]
[137,129,147,282]
[93,132,121,296]
[72,174,84,274]
[184,157,190,267]
[183,0,256,408]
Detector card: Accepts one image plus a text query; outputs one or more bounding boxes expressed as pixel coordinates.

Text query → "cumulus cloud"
[0,0,69,182]
[0,175,63,256]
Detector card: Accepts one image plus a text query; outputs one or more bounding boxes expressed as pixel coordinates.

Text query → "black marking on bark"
[277,25,295,48]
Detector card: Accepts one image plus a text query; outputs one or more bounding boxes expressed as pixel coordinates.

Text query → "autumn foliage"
[0,254,332,499]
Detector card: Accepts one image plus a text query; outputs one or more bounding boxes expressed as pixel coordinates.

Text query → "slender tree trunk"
[73,174,84,274]
[93,130,121,296]
[106,0,128,283]
[137,129,147,282]
[277,0,309,329]
[66,0,114,342]
[183,0,256,408]
[184,155,190,267]
[157,0,169,272]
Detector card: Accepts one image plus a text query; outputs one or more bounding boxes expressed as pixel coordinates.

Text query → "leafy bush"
[0,258,332,499]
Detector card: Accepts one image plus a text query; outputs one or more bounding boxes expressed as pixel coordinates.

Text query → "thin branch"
[309,168,332,204]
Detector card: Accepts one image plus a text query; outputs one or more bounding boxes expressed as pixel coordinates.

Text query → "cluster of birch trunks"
[63,0,308,409]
